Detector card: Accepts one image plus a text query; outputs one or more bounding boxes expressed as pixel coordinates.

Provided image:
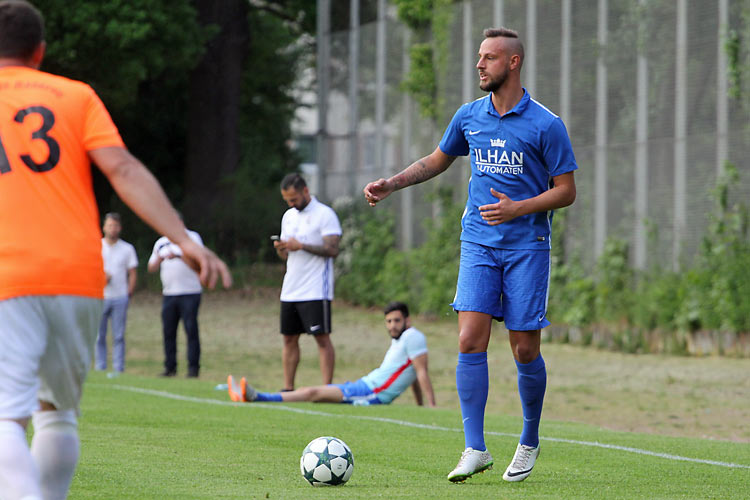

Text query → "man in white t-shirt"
[228,301,436,407]
[273,173,342,390]
[96,212,138,374]
[147,227,204,378]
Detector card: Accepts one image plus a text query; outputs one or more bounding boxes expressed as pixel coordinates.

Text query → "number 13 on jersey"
[0,105,60,174]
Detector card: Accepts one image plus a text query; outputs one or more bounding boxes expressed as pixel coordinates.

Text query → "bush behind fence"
[335,165,750,357]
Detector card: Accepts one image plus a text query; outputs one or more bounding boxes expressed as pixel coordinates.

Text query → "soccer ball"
[299,436,354,486]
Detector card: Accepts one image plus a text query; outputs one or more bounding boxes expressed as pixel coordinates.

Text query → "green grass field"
[65,290,750,499]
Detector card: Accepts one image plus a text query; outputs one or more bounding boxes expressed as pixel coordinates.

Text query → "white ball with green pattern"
[299,436,354,486]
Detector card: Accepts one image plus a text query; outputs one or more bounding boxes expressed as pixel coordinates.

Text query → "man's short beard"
[296,197,310,211]
[479,69,508,93]
[391,324,407,339]
[480,80,500,92]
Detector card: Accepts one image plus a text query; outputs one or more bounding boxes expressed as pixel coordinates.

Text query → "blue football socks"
[456,351,489,451]
[255,392,283,402]
[516,353,547,448]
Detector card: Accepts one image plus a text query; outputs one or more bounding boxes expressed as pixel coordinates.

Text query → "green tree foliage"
[726,2,750,111]
[393,0,454,122]
[338,167,750,353]
[36,0,209,111]
[222,7,313,261]
[335,189,460,317]
[392,0,433,30]
[550,165,750,349]
[34,0,213,257]
[32,0,315,264]
[400,43,437,119]
[335,200,400,307]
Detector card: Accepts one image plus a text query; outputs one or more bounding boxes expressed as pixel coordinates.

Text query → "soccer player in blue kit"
[364,27,577,483]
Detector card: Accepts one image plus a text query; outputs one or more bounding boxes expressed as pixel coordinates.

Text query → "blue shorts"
[332,379,382,405]
[451,241,551,331]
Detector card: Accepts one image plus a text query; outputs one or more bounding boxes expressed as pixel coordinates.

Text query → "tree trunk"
[184,0,249,244]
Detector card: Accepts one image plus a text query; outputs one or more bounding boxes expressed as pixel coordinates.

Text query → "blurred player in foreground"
[364,28,577,482]
[228,302,435,407]
[0,2,231,499]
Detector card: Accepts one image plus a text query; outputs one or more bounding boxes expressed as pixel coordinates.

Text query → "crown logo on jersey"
[490,138,506,147]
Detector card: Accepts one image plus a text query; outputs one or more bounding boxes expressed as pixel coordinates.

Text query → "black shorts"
[280,300,331,336]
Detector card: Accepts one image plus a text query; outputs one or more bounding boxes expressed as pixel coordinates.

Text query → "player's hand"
[478,188,519,226]
[176,239,233,289]
[273,239,287,251]
[285,237,303,252]
[363,178,394,206]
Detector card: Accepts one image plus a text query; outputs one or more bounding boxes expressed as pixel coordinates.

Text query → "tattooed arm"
[283,234,340,258]
[363,147,457,206]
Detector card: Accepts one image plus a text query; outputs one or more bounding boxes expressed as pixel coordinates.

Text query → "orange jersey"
[0,66,125,301]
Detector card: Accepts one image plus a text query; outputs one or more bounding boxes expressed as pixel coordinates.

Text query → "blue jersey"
[439,89,578,250]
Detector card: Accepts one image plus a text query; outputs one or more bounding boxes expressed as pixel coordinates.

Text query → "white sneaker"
[502,443,539,482]
[447,447,493,482]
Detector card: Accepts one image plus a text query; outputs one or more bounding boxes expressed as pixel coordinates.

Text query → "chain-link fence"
[312,0,749,271]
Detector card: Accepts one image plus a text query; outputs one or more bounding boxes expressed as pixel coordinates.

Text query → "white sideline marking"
[99,384,750,470]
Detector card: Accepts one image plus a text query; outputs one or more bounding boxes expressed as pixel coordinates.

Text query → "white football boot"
[502,443,540,482]
[447,447,493,482]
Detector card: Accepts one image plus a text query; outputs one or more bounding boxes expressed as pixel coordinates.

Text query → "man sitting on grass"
[228,301,435,407]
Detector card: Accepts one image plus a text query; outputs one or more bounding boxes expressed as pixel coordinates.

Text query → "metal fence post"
[401,30,414,250]
[375,0,386,179]
[493,0,504,28]
[716,0,729,178]
[673,0,687,270]
[348,0,360,198]
[560,0,571,126]
[594,0,608,258]
[634,0,649,270]
[316,0,330,201]
[525,0,537,96]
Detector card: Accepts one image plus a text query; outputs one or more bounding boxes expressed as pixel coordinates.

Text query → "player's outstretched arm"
[89,146,232,289]
[363,146,457,206]
[411,353,436,407]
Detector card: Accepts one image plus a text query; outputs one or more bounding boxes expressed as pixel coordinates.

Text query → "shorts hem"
[279,330,331,336]
[451,303,503,320]
[504,319,551,331]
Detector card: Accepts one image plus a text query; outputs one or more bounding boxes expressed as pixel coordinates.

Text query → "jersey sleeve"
[320,207,342,236]
[127,244,138,269]
[188,230,204,247]
[542,117,578,177]
[438,105,470,157]
[148,238,164,266]
[279,211,291,240]
[404,329,428,360]
[82,85,125,151]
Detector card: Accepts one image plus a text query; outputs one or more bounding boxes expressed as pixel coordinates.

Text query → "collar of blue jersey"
[485,87,530,118]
